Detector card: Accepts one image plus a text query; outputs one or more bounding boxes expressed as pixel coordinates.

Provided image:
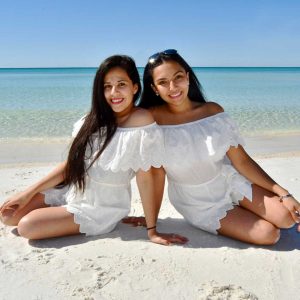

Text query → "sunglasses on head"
[148,49,178,64]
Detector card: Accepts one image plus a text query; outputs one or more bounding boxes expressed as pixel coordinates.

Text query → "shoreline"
[1,132,300,166]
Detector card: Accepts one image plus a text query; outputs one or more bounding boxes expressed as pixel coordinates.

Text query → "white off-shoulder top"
[161,112,253,234]
[44,118,164,236]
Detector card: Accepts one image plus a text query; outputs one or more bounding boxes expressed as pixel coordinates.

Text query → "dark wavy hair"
[139,51,206,108]
[64,55,141,191]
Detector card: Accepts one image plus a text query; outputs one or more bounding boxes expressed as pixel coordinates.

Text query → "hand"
[148,230,189,246]
[280,196,300,229]
[122,216,147,227]
[0,190,34,217]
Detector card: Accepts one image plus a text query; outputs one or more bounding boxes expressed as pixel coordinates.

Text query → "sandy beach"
[1,137,300,300]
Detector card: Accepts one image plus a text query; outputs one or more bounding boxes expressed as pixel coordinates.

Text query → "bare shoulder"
[125,108,155,127]
[205,101,224,115]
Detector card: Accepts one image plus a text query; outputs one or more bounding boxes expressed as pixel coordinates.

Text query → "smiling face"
[151,61,189,107]
[103,67,138,116]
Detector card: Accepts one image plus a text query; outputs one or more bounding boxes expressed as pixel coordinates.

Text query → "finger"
[122,218,133,224]
[169,233,189,243]
[293,209,300,223]
[159,238,170,246]
[0,202,8,212]
[170,237,188,244]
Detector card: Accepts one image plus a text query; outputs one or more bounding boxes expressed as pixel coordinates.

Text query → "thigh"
[18,206,80,240]
[239,184,294,228]
[1,193,49,226]
[217,205,280,245]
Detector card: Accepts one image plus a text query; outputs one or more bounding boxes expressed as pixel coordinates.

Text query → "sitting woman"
[0,54,187,246]
[138,49,300,245]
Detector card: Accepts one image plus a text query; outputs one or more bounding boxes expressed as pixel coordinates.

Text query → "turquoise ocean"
[0,67,300,140]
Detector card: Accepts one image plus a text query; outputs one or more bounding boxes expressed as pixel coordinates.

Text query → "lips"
[111,98,124,104]
[169,91,182,99]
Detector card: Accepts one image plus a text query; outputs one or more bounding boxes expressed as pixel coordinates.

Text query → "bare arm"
[151,167,166,222]
[0,161,67,215]
[227,145,300,223]
[136,168,188,246]
[227,145,288,196]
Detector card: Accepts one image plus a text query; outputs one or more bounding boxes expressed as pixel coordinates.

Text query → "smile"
[111,98,124,104]
[169,92,182,99]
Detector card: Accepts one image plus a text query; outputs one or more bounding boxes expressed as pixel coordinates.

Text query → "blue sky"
[1,0,300,67]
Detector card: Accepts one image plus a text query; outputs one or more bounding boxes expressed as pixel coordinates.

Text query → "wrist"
[279,193,293,202]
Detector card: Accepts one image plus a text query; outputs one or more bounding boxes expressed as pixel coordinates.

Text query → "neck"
[166,97,194,114]
[115,103,134,125]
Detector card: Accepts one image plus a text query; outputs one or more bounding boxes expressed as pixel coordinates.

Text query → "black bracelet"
[279,194,293,202]
[146,226,156,231]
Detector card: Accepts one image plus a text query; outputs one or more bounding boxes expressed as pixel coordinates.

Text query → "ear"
[151,84,159,95]
[133,83,139,95]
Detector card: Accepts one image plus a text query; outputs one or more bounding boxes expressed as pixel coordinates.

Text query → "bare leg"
[239,184,295,228]
[0,193,48,226]
[217,184,296,245]
[218,206,280,245]
[17,206,80,239]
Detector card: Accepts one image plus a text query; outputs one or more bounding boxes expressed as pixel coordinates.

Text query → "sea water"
[0,67,300,139]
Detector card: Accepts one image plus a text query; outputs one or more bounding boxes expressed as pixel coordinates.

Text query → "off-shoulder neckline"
[117,122,157,131]
[159,112,226,128]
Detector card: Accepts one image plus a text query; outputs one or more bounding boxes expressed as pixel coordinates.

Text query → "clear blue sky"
[1,0,300,67]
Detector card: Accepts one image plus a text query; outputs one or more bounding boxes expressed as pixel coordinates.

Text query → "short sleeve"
[210,112,245,160]
[92,123,164,172]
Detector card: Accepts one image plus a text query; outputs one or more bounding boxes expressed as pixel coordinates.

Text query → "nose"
[111,85,119,95]
[169,80,176,91]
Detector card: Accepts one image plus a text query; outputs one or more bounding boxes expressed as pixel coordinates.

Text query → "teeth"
[170,92,181,98]
[111,98,123,104]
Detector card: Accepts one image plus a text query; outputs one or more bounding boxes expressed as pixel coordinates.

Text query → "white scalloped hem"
[64,205,119,236]
[84,123,165,173]
[189,198,243,235]
[210,202,239,235]
[99,161,164,173]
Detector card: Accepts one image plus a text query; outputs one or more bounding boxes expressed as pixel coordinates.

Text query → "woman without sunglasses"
[0,55,187,246]
[138,49,300,245]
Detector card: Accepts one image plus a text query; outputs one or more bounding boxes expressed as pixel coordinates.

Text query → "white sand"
[1,145,300,299]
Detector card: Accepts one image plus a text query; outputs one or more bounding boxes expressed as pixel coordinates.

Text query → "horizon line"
[1,66,300,69]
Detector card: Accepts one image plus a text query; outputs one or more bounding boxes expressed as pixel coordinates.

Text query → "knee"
[273,208,295,229]
[17,216,38,239]
[253,220,280,245]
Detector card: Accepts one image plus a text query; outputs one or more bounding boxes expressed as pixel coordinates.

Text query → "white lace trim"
[72,117,164,172]
[209,164,253,234]
[161,112,245,161]
[95,123,164,172]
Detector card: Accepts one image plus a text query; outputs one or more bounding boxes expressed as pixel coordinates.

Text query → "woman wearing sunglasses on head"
[138,49,300,245]
[0,54,187,246]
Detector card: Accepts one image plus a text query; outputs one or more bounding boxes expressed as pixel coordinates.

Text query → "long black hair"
[139,50,206,108]
[64,55,141,191]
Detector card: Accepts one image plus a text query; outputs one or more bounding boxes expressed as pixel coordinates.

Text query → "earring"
[155,92,159,96]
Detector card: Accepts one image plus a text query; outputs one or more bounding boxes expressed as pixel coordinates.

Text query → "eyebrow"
[104,79,128,84]
[155,70,184,81]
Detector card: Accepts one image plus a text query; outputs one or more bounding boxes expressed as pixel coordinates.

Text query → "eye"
[118,82,126,87]
[174,74,184,82]
[157,80,168,87]
[104,84,111,90]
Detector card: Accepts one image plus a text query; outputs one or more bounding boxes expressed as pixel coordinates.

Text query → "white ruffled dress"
[44,120,163,236]
[161,112,253,234]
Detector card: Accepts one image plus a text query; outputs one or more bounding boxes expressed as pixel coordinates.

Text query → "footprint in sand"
[198,281,258,300]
